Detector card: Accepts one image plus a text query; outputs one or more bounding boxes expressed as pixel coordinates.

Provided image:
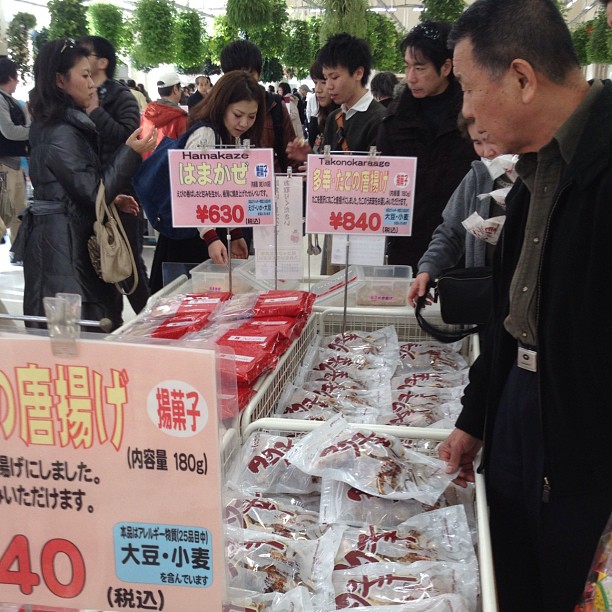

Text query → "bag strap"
[95,181,139,296]
[414,295,480,343]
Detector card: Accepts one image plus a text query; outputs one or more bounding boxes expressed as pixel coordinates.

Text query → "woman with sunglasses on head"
[149,70,265,292]
[13,39,156,331]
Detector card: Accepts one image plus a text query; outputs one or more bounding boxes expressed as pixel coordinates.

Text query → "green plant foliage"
[572,21,591,66]
[174,9,207,74]
[226,0,272,31]
[132,0,176,67]
[308,15,322,57]
[262,56,284,82]
[366,11,403,72]
[7,12,37,81]
[319,0,369,43]
[88,4,125,53]
[587,9,612,64]
[283,20,312,77]
[32,28,50,60]
[122,17,136,57]
[420,0,465,24]
[48,0,89,40]
[248,0,289,59]
[208,15,240,65]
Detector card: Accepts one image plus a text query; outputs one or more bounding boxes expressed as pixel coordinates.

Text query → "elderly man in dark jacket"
[377,22,477,269]
[78,35,151,314]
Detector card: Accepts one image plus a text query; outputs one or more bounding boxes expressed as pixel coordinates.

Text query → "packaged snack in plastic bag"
[218,346,278,387]
[398,342,468,373]
[225,495,325,540]
[320,326,399,358]
[575,512,612,612]
[151,312,212,340]
[332,560,478,609]
[285,415,454,504]
[275,384,382,423]
[337,594,470,611]
[306,347,397,376]
[253,290,316,319]
[223,586,315,612]
[227,432,320,496]
[302,380,392,407]
[213,292,260,322]
[392,371,468,390]
[334,506,476,569]
[225,525,341,610]
[319,479,476,532]
[147,291,231,319]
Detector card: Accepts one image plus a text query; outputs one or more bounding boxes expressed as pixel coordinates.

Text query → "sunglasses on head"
[60,39,76,54]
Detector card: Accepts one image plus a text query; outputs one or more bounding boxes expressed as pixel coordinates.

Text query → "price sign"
[305,153,417,236]
[169,148,275,227]
[0,335,226,610]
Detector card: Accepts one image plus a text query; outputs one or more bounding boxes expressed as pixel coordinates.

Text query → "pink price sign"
[168,148,276,228]
[0,334,226,611]
[305,153,417,236]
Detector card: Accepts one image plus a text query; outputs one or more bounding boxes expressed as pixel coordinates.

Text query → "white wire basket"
[240,418,497,612]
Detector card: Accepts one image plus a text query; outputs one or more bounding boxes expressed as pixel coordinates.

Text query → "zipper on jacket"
[535,181,570,507]
[542,476,551,503]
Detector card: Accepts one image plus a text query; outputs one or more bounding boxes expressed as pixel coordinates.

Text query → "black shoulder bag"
[415,266,493,343]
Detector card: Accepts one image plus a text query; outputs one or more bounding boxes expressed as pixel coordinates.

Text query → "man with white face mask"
[408,116,516,306]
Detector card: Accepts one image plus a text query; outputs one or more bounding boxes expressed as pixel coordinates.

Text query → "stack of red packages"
[215,291,316,411]
[152,292,232,340]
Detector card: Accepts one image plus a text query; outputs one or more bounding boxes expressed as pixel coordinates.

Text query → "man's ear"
[99,57,109,72]
[353,66,365,83]
[440,58,452,79]
[510,58,537,103]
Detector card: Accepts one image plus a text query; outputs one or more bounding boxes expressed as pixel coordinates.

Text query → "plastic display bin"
[190,259,254,293]
[356,264,413,307]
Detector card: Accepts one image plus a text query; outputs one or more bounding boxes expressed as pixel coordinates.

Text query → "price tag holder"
[305,153,417,236]
[169,148,276,228]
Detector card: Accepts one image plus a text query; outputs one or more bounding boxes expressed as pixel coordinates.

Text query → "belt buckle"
[518,346,537,372]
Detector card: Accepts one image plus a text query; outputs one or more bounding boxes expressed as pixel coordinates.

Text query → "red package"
[176,292,232,317]
[217,326,282,353]
[152,313,211,340]
[239,316,301,342]
[252,291,315,319]
[218,346,278,387]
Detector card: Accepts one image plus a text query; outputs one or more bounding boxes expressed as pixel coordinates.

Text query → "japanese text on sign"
[305,153,417,236]
[169,148,276,228]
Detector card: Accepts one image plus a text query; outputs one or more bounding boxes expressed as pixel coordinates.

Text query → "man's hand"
[113,195,139,215]
[438,428,483,488]
[408,272,432,308]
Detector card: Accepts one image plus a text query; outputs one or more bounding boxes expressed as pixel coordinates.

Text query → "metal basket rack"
[240,418,497,612]
[240,307,479,437]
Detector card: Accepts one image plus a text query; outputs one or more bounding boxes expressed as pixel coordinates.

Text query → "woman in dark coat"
[17,39,156,330]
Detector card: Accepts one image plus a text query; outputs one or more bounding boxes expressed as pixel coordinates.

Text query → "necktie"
[335,111,350,152]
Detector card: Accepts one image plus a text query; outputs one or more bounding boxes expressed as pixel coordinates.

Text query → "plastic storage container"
[190,259,254,293]
[356,264,413,307]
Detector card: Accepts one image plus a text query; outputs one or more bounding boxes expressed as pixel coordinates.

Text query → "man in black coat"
[377,22,477,269]
[78,35,151,314]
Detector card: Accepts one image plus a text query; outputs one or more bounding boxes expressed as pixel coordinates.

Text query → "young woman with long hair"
[15,38,155,330]
[149,71,265,291]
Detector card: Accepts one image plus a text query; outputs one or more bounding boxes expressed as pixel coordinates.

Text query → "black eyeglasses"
[60,39,76,54]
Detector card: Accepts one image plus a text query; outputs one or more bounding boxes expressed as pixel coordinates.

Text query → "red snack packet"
[253,291,315,319]
[218,347,278,387]
[239,316,301,342]
[152,313,211,340]
[217,326,282,353]
[176,292,232,317]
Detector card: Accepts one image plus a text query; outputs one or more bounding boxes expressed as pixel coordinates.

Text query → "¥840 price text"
[329,211,382,232]
[0,534,85,597]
